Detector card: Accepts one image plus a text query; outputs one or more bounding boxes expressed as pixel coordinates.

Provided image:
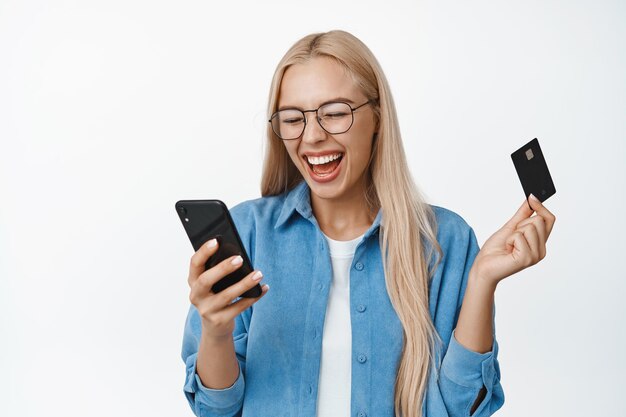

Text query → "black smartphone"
[175,200,261,298]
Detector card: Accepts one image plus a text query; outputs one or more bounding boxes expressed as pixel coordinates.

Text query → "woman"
[181,30,555,417]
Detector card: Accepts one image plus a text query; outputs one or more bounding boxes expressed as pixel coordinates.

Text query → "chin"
[304,175,351,201]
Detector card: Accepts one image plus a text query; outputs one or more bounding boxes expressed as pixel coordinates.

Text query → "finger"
[191,282,268,325]
[517,215,547,247]
[517,223,541,263]
[505,230,534,268]
[218,284,270,321]
[188,238,219,285]
[193,255,245,298]
[215,270,266,308]
[503,198,535,230]
[528,194,556,237]
[526,216,547,259]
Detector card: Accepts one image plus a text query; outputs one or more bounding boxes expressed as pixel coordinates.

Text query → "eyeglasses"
[269,100,374,140]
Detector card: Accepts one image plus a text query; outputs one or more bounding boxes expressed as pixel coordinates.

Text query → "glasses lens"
[318,102,353,134]
[272,109,305,140]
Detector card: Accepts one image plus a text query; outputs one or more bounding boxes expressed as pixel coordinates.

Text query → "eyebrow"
[277,97,356,111]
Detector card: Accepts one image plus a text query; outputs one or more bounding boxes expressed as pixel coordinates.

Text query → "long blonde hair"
[261,30,443,417]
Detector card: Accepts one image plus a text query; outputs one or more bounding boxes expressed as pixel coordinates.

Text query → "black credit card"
[511,138,556,204]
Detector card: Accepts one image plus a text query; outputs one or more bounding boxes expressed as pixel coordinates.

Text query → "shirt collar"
[274,180,312,228]
[274,180,382,238]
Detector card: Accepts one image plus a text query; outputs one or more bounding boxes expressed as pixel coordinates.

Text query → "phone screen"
[175,200,261,297]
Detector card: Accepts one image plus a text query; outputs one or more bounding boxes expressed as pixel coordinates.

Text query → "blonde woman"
[182,30,555,417]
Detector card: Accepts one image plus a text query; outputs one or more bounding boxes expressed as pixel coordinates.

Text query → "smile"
[305,152,343,166]
[302,152,344,182]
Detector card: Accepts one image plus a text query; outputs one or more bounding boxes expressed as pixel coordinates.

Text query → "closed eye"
[323,112,350,119]
[283,118,305,124]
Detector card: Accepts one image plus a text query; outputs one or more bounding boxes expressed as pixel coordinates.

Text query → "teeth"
[306,153,343,165]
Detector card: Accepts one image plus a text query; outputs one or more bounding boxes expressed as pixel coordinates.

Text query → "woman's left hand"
[471,194,556,287]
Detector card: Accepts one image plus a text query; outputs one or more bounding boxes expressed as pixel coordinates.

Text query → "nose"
[301,111,328,144]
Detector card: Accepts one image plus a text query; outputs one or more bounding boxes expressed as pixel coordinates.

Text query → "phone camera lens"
[179,207,187,215]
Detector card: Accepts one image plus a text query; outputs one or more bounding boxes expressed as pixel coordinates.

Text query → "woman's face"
[277,57,377,204]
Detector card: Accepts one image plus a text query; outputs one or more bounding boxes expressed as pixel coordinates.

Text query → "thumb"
[503,197,534,229]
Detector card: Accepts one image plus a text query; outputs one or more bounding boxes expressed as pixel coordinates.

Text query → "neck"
[310,180,377,241]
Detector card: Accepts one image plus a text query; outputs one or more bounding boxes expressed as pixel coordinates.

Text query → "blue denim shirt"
[182,181,504,417]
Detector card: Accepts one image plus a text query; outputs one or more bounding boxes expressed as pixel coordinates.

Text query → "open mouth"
[305,153,344,177]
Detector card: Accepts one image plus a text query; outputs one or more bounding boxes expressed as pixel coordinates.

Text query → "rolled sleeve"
[441,330,497,388]
[439,330,504,417]
[183,352,245,416]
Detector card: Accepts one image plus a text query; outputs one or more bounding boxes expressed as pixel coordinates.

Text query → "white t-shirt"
[316,232,364,417]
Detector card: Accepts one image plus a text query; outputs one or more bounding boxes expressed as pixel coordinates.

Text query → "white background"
[1,1,625,416]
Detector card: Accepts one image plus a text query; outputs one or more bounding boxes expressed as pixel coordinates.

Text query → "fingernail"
[207,239,217,248]
[529,194,539,202]
[252,271,263,281]
[231,256,243,265]
[263,284,270,291]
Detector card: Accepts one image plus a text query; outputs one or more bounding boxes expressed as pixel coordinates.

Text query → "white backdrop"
[1,1,625,416]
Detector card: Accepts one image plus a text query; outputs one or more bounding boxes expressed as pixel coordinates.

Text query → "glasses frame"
[268,99,375,140]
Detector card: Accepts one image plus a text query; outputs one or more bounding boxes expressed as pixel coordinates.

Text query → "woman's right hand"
[188,238,269,341]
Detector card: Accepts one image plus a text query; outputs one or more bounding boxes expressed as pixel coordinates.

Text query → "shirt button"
[308,384,313,395]
[318,283,324,291]
[358,411,367,417]
[357,304,366,313]
[354,262,364,271]
[357,354,367,363]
